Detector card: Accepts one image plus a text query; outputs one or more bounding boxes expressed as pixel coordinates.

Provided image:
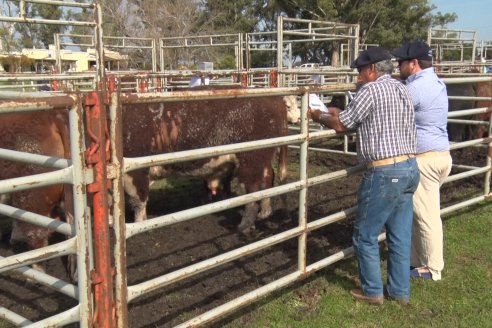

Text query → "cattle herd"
[121,90,300,232]
[0,77,490,284]
[0,86,300,280]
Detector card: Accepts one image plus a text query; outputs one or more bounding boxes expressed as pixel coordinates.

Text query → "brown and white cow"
[447,83,476,142]
[471,81,492,140]
[121,92,299,232]
[148,153,239,201]
[447,81,492,142]
[0,110,73,275]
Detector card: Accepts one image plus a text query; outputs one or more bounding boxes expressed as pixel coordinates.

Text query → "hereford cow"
[446,83,476,142]
[122,93,300,232]
[0,110,73,276]
[447,81,492,142]
[471,81,492,140]
[148,153,239,202]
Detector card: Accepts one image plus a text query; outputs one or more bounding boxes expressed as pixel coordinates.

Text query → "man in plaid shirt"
[310,46,420,305]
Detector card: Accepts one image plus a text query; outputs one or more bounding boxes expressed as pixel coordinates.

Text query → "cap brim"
[391,47,409,59]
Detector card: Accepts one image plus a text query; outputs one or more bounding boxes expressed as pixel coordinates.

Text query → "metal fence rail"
[1,9,104,325]
[105,77,491,327]
[0,93,93,327]
[0,79,490,327]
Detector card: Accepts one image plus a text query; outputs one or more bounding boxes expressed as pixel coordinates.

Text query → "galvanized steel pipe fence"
[2,77,490,327]
[0,92,94,327]
[108,84,361,327]
[107,77,491,327]
[0,1,115,327]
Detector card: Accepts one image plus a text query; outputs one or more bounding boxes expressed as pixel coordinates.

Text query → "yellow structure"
[0,45,128,73]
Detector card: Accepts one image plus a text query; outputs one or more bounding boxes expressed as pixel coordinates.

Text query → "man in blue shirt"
[311,47,419,305]
[392,41,452,281]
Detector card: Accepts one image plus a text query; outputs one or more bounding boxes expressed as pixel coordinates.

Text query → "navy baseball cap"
[392,41,433,61]
[350,46,392,69]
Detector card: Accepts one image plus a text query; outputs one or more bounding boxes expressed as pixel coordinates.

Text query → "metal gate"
[0,2,116,326]
[0,92,95,326]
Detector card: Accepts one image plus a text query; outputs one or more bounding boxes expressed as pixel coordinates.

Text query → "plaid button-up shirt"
[339,74,417,164]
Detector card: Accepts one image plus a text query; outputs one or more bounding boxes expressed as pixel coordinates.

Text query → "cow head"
[283,95,300,124]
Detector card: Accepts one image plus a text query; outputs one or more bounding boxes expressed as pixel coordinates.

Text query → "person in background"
[310,47,419,305]
[189,74,210,87]
[392,41,452,281]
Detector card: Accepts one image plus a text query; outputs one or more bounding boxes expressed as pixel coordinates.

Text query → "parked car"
[299,63,319,69]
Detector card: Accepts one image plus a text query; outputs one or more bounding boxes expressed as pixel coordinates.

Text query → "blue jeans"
[353,158,419,300]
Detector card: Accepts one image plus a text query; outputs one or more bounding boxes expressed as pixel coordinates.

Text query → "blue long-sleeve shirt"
[405,67,450,153]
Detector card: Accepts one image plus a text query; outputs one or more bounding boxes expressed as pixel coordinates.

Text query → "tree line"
[0,0,457,69]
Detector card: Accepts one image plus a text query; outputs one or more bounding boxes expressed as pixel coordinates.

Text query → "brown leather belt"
[415,150,450,158]
[368,154,415,168]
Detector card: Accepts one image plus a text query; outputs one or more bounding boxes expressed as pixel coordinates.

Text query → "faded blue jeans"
[353,158,419,300]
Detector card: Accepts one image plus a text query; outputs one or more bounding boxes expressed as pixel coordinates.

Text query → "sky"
[431,0,492,41]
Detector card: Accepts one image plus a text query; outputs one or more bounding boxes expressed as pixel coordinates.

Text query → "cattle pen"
[2,1,492,328]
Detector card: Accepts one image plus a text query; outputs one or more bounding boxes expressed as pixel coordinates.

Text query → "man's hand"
[309,108,323,123]
[327,107,341,117]
[309,106,347,132]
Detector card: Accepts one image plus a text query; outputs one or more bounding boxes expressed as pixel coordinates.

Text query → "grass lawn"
[221,201,492,328]
[1,195,490,328]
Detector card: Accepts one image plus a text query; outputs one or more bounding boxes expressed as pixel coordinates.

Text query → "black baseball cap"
[392,41,433,61]
[350,46,392,69]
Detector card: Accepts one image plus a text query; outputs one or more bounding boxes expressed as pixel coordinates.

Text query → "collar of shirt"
[374,74,392,83]
[357,74,392,92]
[406,67,435,84]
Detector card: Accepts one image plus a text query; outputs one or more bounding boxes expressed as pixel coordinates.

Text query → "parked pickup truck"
[299,63,320,68]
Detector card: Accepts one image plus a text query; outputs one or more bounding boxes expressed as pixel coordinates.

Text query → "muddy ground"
[0,143,487,327]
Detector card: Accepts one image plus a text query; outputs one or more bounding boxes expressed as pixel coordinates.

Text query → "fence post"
[269,69,278,87]
[485,100,492,196]
[241,73,248,87]
[50,67,60,91]
[84,91,115,328]
[138,78,148,93]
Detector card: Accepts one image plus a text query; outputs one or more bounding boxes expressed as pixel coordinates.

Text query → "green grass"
[221,201,492,328]
[1,180,490,327]
[2,206,491,328]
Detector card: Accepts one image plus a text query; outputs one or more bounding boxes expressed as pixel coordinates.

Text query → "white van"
[299,63,319,69]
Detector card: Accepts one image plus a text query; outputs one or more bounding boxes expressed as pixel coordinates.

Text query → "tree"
[3,0,459,70]
[197,0,262,33]
[12,2,65,49]
[0,2,18,52]
[253,0,457,65]
[432,11,458,29]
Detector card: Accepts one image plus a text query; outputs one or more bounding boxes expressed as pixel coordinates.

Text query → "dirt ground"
[0,143,487,327]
